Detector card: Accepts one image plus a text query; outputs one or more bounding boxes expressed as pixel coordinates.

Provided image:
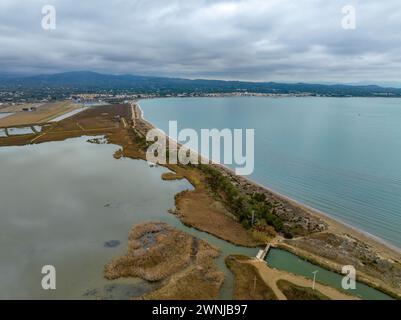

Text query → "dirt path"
[249,260,359,300]
[76,122,85,130]
[131,103,137,127]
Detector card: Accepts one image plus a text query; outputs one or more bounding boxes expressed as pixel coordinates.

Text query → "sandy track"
[249,260,359,300]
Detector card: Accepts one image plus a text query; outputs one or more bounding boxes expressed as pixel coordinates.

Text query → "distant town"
[1,71,400,104]
[0,91,323,106]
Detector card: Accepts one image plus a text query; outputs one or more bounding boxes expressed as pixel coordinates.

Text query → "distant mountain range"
[1,71,401,97]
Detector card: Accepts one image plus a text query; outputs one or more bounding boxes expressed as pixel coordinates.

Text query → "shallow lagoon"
[266,248,392,300]
[7,127,34,135]
[0,112,14,120]
[0,136,392,299]
[0,136,191,299]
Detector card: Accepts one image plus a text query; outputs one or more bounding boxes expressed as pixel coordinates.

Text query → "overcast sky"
[0,0,400,84]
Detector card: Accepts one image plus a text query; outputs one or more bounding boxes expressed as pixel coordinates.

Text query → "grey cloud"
[0,0,400,83]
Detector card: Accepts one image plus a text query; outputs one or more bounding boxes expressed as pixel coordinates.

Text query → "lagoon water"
[140,97,401,249]
[0,137,192,299]
[0,112,13,120]
[0,135,391,299]
[0,136,260,299]
[266,248,392,300]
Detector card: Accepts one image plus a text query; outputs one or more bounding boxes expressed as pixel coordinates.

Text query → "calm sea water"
[140,97,401,249]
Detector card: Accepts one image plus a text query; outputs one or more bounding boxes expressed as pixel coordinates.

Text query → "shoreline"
[137,101,401,259]
[218,164,401,256]
[1,102,399,298]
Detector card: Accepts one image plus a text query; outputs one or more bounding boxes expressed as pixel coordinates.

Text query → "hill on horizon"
[1,71,400,97]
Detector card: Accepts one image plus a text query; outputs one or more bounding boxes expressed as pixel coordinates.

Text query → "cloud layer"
[0,0,400,83]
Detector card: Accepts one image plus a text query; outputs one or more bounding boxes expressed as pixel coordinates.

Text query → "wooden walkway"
[256,244,271,261]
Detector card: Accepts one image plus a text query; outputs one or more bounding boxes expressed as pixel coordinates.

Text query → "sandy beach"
[221,163,401,258]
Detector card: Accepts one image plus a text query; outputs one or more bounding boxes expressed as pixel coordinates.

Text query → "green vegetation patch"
[277,280,330,300]
[199,165,292,237]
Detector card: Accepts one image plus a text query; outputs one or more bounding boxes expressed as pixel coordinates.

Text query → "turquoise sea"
[140,97,401,249]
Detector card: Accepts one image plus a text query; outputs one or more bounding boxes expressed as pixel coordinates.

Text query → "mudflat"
[0,101,80,127]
